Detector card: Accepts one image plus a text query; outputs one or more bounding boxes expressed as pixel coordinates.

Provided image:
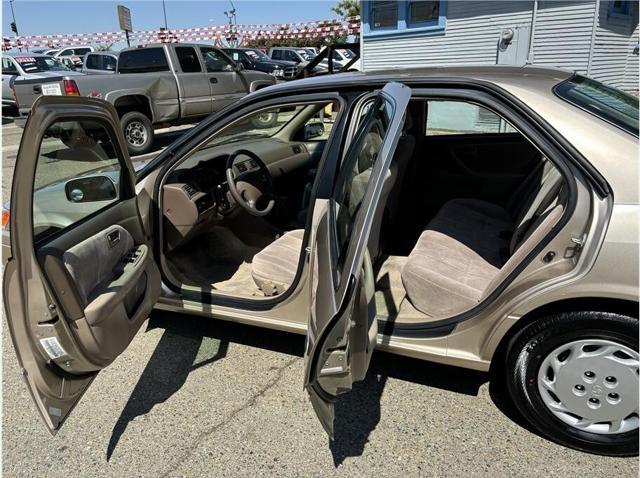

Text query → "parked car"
[12,43,276,154]
[81,51,119,75]
[3,66,638,457]
[268,46,327,72]
[1,52,83,109]
[222,47,299,80]
[325,47,360,70]
[53,45,95,68]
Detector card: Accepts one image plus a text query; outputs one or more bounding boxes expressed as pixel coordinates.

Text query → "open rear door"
[304,82,411,436]
[3,96,161,433]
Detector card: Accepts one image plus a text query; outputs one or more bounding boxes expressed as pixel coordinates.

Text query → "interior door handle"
[210,77,218,84]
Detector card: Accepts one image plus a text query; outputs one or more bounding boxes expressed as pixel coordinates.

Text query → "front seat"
[251,114,416,295]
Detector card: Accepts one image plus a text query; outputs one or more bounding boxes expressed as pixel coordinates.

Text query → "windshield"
[245,49,270,61]
[554,75,639,136]
[13,56,69,73]
[296,49,314,61]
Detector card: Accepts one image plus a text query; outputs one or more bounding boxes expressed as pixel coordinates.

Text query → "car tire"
[250,111,278,129]
[120,111,154,156]
[506,311,638,456]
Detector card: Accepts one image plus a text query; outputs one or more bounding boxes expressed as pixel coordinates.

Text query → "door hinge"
[320,350,349,377]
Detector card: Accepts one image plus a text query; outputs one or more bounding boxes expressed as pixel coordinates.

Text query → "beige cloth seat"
[251,115,415,295]
[402,159,565,318]
[251,229,304,295]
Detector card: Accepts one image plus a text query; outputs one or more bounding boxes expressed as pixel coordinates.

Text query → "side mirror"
[304,122,324,140]
[235,62,244,71]
[65,176,117,203]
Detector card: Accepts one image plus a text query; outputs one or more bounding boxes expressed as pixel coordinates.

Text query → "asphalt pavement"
[2,117,638,477]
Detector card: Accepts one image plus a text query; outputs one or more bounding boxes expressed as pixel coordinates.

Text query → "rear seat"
[401,159,565,318]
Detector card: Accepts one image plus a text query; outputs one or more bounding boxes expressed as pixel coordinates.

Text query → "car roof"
[264,64,571,92]
[4,52,54,58]
[87,51,119,56]
[120,42,214,53]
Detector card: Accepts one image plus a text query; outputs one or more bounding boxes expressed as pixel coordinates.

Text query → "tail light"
[2,208,10,230]
[63,79,80,96]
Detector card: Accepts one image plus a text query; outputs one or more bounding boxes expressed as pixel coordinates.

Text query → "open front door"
[3,96,161,433]
[304,82,411,436]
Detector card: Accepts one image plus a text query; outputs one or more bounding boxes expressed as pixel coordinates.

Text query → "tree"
[331,0,360,18]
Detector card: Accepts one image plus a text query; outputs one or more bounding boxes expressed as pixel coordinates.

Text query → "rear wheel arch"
[490,297,639,375]
[113,95,153,122]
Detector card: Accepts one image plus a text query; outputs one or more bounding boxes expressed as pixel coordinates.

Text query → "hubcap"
[125,120,147,147]
[538,339,639,434]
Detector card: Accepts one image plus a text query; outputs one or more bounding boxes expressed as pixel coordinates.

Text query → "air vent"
[182,184,197,198]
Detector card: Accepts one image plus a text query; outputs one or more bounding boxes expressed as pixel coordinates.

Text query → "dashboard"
[161,137,311,251]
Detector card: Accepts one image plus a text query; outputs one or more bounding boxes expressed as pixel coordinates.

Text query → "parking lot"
[2,118,637,477]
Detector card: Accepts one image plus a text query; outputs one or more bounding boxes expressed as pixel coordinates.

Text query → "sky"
[2,0,341,37]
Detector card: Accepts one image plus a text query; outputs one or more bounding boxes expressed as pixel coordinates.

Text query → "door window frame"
[151,92,349,310]
[30,115,135,247]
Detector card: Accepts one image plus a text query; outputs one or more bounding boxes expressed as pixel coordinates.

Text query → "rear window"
[554,75,639,136]
[118,48,169,74]
[12,56,68,73]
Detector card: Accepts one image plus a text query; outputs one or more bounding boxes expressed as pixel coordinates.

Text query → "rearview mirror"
[304,122,324,140]
[65,176,117,203]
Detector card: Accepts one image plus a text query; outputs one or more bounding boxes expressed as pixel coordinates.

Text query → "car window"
[11,56,69,73]
[33,120,122,243]
[333,96,391,273]
[103,55,117,71]
[2,57,18,75]
[300,103,340,141]
[85,54,100,70]
[554,75,639,136]
[118,48,169,74]
[271,50,282,60]
[426,100,516,135]
[176,46,202,73]
[59,48,75,56]
[73,47,92,56]
[199,47,233,73]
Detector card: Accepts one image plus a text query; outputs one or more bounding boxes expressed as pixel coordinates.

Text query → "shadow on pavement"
[330,351,488,466]
[107,310,492,463]
[106,310,304,460]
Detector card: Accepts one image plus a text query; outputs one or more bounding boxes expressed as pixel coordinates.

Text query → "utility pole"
[224,1,238,47]
[9,0,18,34]
[162,0,168,30]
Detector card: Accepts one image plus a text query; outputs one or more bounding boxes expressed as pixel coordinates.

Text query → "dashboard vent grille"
[182,184,197,198]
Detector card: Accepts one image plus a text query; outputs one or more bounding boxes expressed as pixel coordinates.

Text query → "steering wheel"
[225,149,277,216]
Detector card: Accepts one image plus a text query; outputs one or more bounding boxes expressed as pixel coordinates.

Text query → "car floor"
[165,226,268,297]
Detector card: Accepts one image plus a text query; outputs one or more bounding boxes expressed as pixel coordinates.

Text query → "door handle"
[33,86,41,93]
[210,77,218,84]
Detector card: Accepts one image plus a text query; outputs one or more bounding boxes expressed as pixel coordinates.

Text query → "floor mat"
[166,226,270,297]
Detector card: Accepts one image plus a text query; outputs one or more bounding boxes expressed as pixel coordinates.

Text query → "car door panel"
[199,47,247,112]
[4,96,160,433]
[305,82,411,436]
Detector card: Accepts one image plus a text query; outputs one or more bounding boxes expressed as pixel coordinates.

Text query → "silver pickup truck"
[13,43,276,154]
